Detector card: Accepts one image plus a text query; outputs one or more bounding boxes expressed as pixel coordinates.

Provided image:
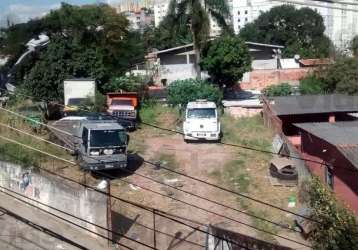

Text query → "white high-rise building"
[232,0,358,50]
[153,0,228,37]
[154,0,169,27]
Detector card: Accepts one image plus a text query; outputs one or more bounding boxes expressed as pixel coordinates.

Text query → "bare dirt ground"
[0,107,310,250]
[109,114,310,250]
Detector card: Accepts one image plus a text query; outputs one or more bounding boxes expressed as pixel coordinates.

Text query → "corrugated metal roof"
[271,95,358,115]
[294,121,358,169]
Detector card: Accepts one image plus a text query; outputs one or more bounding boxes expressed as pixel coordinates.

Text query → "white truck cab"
[183,100,221,141]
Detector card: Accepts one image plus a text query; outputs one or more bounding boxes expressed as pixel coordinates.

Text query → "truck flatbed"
[49,118,84,150]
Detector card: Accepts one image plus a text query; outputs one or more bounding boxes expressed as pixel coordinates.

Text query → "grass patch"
[221,114,272,150]
[0,109,72,169]
[139,102,180,131]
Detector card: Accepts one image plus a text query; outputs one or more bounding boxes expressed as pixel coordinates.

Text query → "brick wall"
[240,68,313,90]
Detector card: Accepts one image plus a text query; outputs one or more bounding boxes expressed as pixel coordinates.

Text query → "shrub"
[167,79,223,107]
[262,83,292,97]
[300,177,358,250]
[102,74,147,94]
[299,75,325,95]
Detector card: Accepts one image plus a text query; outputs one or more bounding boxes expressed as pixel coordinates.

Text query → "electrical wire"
[0,206,90,250]
[0,121,309,232]
[0,101,330,233]
[0,188,148,250]
[0,133,311,249]
[0,180,204,249]
[0,104,325,221]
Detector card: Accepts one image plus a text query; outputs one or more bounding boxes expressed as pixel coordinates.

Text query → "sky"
[0,0,122,27]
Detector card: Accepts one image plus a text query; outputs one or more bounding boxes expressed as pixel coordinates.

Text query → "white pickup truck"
[183,100,221,141]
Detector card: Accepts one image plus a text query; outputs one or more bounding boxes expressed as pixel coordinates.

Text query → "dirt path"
[110,133,261,249]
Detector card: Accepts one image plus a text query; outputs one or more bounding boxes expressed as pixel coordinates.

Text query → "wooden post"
[153,209,157,249]
[107,181,113,247]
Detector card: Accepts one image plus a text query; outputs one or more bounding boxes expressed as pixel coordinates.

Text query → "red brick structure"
[296,122,358,214]
[262,95,358,214]
[240,68,312,90]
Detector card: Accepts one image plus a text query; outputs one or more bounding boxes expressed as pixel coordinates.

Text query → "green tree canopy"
[1,3,145,101]
[300,177,358,250]
[321,57,358,95]
[239,5,333,58]
[262,82,293,97]
[165,0,232,78]
[201,36,251,87]
[167,79,223,107]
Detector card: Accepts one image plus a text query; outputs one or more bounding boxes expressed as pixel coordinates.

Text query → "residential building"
[295,122,358,213]
[154,0,168,27]
[124,8,154,32]
[146,41,285,85]
[262,95,358,213]
[114,0,154,12]
[153,0,230,37]
[232,0,358,50]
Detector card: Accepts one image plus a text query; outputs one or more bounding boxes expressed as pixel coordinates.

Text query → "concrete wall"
[300,132,358,214]
[159,64,209,85]
[0,161,108,236]
[240,68,312,90]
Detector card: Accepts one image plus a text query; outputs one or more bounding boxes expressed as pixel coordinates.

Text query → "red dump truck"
[106,92,139,131]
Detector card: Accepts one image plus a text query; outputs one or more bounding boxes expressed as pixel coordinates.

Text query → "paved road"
[0,192,110,250]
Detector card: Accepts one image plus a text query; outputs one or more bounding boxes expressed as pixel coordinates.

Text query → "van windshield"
[90,130,127,147]
[187,108,216,118]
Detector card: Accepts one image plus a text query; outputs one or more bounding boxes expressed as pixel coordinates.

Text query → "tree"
[239,5,333,58]
[166,0,231,78]
[299,74,325,95]
[201,36,251,87]
[262,83,293,97]
[102,74,148,95]
[321,57,358,95]
[1,3,146,101]
[352,35,358,57]
[299,177,358,250]
[167,79,223,107]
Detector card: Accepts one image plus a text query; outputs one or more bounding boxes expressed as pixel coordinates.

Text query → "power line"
[0,133,311,249]
[1,89,356,172]
[0,188,149,250]
[0,135,284,250]
[0,105,324,222]
[0,121,307,232]
[0,206,89,250]
[0,181,204,249]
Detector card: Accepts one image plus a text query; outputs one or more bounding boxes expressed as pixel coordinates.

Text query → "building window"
[238,25,241,29]
[325,166,334,189]
[238,11,240,15]
[245,10,248,14]
[238,18,240,22]
[245,17,248,22]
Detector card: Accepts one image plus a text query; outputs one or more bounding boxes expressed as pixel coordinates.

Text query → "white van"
[183,100,221,141]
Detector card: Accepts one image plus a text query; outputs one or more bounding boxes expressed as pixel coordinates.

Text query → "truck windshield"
[90,130,127,147]
[68,98,87,106]
[187,108,216,118]
[111,99,133,106]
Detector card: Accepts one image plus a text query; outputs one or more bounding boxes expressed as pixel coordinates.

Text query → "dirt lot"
[0,105,309,250]
[108,107,309,250]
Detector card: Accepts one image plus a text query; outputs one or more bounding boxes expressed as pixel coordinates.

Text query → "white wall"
[159,64,208,84]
